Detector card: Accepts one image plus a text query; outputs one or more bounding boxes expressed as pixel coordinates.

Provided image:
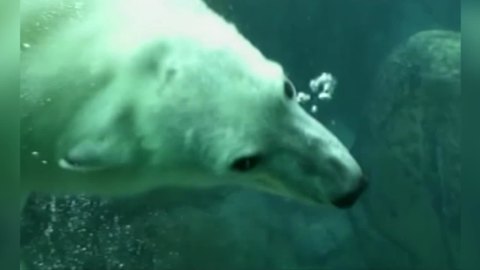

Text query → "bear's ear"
[129,42,178,89]
[132,42,173,75]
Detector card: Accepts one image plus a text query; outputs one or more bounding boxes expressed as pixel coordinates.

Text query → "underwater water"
[7,0,466,269]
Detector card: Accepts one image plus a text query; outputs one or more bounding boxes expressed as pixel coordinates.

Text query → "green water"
[4,0,469,269]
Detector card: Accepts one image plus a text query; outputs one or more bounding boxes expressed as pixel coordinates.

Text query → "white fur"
[19,0,363,205]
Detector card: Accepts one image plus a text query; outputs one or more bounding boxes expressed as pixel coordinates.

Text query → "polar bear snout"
[278,106,367,206]
[331,176,368,208]
[321,144,366,207]
[313,149,366,207]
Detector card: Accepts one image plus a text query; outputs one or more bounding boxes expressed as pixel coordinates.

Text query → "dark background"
[207,0,460,129]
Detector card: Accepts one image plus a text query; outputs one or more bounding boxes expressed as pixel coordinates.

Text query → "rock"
[352,30,460,270]
[22,189,366,270]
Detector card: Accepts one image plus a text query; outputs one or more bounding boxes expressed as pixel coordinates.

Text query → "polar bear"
[19,0,366,208]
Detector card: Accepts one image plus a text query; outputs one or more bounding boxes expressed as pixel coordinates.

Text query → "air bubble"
[296,92,311,103]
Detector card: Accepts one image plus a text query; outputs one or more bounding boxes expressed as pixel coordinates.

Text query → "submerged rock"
[21,188,366,270]
[352,30,460,270]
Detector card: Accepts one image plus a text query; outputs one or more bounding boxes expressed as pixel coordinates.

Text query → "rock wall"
[352,30,461,270]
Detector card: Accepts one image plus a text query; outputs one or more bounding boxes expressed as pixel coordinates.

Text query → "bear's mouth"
[58,157,110,173]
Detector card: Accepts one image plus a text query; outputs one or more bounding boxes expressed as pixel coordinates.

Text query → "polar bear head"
[53,0,366,207]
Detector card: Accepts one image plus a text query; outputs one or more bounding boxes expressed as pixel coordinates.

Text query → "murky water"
[0,0,467,269]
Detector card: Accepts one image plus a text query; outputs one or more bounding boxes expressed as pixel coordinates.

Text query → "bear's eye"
[230,155,262,172]
[284,80,296,100]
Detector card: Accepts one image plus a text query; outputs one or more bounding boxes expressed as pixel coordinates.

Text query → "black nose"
[332,177,368,208]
